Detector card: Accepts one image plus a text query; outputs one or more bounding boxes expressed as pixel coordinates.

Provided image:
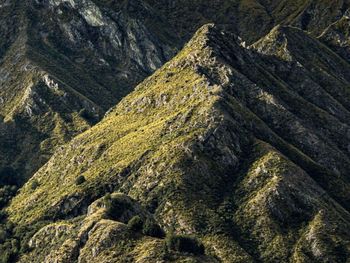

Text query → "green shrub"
[105,195,131,221]
[0,186,17,210]
[166,233,205,255]
[30,180,39,190]
[0,211,6,223]
[0,238,18,263]
[75,175,86,185]
[79,108,96,122]
[142,218,164,238]
[0,228,7,243]
[127,216,144,232]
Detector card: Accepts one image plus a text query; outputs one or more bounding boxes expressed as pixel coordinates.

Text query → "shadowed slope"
[0,0,178,182]
[145,0,350,43]
[319,9,350,61]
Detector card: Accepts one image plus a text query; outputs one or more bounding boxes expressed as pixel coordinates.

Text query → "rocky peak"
[251,25,295,61]
[1,2,350,262]
[6,23,350,262]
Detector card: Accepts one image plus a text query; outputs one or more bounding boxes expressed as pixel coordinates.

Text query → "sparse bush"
[0,186,17,210]
[105,195,131,221]
[30,180,39,190]
[75,175,86,185]
[166,233,205,255]
[127,216,144,232]
[0,228,7,243]
[142,218,164,238]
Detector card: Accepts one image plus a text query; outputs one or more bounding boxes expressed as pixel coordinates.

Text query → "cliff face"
[5,23,350,262]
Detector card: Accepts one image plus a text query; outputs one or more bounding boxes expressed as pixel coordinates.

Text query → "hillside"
[0,1,350,262]
[145,0,350,43]
[0,0,177,183]
[1,0,349,184]
[319,9,350,61]
[2,23,349,262]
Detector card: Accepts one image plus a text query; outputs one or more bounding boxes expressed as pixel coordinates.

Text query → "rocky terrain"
[1,0,349,183]
[0,1,350,262]
[320,8,350,61]
[0,0,178,182]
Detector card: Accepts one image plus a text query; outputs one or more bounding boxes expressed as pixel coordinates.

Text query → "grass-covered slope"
[0,0,179,183]
[5,24,350,262]
[0,32,104,183]
[1,0,349,186]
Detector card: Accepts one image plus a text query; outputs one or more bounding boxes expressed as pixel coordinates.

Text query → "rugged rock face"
[0,0,178,181]
[1,0,349,183]
[1,1,350,262]
[319,8,350,61]
[145,0,350,43]
[5,23,350,262]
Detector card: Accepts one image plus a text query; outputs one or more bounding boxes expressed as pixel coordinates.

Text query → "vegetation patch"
[127,215,144,232]
[166,232,205,255]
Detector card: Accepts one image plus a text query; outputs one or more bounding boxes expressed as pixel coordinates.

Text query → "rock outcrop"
[319,9,350,61]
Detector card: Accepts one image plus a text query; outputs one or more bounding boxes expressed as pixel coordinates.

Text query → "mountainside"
[1,0,349,184]
[0,0,177,183]
[145,0,350,43]
[2,23,349,262]
[1,1,350,263]
[319,9,350,61]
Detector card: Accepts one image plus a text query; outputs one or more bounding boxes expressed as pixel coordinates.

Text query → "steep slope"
[1,0,349,185]
[0,32,104,184]
[0,0,178,183]
[0,0,23,60]
[4,24,350,262]
[319,9,350,61]
[145,0,350,43]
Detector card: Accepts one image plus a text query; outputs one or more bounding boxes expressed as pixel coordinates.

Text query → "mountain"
[2,23,349,262]
[0,0,177,183]
[319,9,350,61]
[1,0,349,184]
[0,1,350,262]
[146,0,350,43]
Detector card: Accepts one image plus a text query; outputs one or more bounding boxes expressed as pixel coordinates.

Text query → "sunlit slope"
[8,24,350,262]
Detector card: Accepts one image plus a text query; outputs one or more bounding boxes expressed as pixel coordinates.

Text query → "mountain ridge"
[1,0,349,185]
[0,0,178,182]
[3,23,350,262]
[1,1,350,262]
